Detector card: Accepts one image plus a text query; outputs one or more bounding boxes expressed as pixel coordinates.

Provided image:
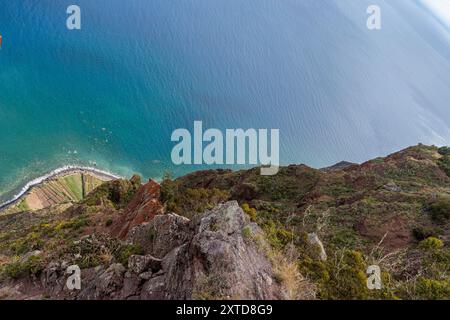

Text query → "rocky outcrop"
[128,213,191,258]
[33,201,283,300]
[77,263,126,300]
[384,181,401,192]
[127,201,282,300]
[307,233,327,261]
[111,179,164,239]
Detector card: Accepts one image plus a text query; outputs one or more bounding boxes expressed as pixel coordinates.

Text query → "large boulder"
[78,264,126,300]
[307,233,327,261]
[128,254,162,274]
[127,213,191,258]
[129,201,282,300]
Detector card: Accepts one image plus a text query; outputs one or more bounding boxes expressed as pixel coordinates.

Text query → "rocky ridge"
[1,202,288,300]
[0,144,448,300]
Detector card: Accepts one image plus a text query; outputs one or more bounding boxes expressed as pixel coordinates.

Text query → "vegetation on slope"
[0,177,142,285]
[160,144,450,299]
[0,144,448,300]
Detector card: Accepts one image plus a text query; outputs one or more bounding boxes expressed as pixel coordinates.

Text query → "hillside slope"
[160,144,450,299]
[0,144,448,300]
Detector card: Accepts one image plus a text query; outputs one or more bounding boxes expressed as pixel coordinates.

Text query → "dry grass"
[270,244,316,300]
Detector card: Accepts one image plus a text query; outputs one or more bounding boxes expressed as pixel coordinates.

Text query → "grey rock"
[140,275,166,300]
[139,271,153,280]
[40,261,65,296]
[121,274,142,299]
[308,233,327,261]
[95,263,126,297]
[128,255,149,274]
[20,250,42,264]
[147,256,163,272]
[128,254,162,274]
[128,213,191,258]
[384,181,401,192]
[76,264,124,300]
[162,201,282,300]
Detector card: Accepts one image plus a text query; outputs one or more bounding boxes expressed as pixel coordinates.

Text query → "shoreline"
[0,166,122,210]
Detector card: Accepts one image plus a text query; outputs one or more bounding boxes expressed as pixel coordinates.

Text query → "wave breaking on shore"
[0,166,121,210]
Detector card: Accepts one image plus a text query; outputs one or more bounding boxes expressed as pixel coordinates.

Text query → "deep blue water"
[1,0,450,202]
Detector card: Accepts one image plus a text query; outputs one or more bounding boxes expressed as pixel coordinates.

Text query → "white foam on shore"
[0,166,122,210]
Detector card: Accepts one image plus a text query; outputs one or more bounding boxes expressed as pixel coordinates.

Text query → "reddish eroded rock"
[111,180,164,239]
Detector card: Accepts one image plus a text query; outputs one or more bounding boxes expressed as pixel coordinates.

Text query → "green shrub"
[438,147,450,156]
[413,226,442,241]
[420,249,450,284]
[331,229,359,248]
[438,154,450,177]
[415,278,450,300]
[300,257,330,283]
[1,256,44,280]
[319,250,370,300]
[2,262,25,279]
[84,177,141,209]
[241,203,257,221]
[160,172,177,205]
[254,167,320,202]
[114,244,143,265]
[242,226,252,239]
[397,248,450,299]
[78,255,102,269]
[260,220,294,249]
[68,215,91,230]
[162,185,229,218]
[429,199,450,222]
[9,233,44,255]
[419,237,444,250]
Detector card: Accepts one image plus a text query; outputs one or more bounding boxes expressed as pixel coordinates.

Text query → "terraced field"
[1,173,107,214]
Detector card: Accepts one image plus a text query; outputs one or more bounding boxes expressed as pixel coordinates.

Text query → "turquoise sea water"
[0,0,450,203]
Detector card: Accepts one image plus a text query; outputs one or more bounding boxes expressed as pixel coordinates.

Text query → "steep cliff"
[0,144,448,300]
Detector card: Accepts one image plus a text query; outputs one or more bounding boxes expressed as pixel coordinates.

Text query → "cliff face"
[110,179,163,240]
[75,202,284,300]
[0,144,448,300]
[0,201,290,300]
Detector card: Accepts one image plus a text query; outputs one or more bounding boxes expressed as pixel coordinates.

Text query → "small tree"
[160,172,176,204]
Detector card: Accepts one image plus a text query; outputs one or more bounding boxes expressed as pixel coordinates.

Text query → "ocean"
[1,0,450,203]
